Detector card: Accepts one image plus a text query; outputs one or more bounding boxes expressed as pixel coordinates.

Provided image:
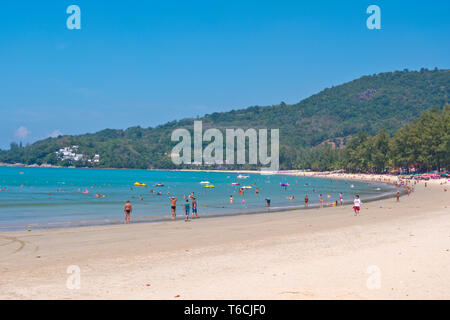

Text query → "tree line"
[292,104,450,172]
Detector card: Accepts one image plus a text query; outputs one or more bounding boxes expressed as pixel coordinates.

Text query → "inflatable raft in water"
[134,182,147,187]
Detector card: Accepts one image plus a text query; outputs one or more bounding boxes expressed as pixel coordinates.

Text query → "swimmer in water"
[230,195,234,204]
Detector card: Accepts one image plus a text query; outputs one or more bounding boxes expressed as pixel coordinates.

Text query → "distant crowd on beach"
[122,172,449,224]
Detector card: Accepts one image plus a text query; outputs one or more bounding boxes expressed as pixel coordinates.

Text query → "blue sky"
[0,0,449,149]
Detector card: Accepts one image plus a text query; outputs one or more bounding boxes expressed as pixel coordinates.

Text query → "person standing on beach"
[265,197,271,207]
[339,192,344,206]
[304,195,309,208]
[396,191,400,202]
[124,200,132,224]
[184,199,190,222]
[319,194,324,208]
[353,195,361,216]
[169,196,178,220]
[191,197,198,218]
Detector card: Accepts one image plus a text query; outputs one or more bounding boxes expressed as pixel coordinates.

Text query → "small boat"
[154,183,164,187]
[134,182,147,187]
[200,181,210,184]
[230,182,240,186]
[236,175,249,179]
[241,185,252,189]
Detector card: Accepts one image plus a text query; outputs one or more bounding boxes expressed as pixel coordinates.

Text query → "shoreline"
[0,162,263,173]
[0,170,400,232]
[0,177,449,299]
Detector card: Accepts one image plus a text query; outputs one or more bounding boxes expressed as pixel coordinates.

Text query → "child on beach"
[353,195,361,216]
[184,199,190,222]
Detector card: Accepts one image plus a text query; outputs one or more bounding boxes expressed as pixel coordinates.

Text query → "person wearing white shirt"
[353,195,362,215]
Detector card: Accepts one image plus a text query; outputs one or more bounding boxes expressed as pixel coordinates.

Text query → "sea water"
[0,167,394,231]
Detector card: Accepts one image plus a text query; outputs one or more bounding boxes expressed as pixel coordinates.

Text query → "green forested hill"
[1,68,449,169]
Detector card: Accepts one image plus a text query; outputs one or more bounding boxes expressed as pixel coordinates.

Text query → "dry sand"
[0,173,449,299]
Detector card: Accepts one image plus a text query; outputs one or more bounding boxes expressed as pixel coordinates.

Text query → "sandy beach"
[0,173,449,299]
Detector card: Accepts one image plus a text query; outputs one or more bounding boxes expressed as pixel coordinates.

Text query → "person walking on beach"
[124,200,132,224]
[396,191,400,202]
[353,195,361,216]
[304,195,309,208]
[184,199,190,222]
[319,194,324,208]
[265,197,271,207]
[191,197,198,219]
[339,192,344,206]
[169,196,178,220]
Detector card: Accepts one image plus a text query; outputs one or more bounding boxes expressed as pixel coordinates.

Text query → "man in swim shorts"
[191,197,198,218]
[124,200,132,224]
[169,196,178,220]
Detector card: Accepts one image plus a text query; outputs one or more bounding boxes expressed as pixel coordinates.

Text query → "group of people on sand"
[168,193,198,222]
[302,192,345,209]
[124,192,198,224]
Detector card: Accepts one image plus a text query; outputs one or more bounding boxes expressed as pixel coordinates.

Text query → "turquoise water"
[0,167,393,231]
